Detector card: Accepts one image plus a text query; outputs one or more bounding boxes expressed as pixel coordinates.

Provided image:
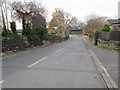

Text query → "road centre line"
[55,48,63,53]
[28,56,47,68]
[28,48,64,68]
[65,45,69,47]
[0,80,4,84]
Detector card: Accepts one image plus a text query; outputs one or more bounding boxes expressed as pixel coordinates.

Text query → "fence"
[99,31,120,41]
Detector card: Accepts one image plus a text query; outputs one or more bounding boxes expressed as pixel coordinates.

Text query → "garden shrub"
[36,28,48,40]
[94,29,100,45]
[101,24,111,32]
[2,29,11,37]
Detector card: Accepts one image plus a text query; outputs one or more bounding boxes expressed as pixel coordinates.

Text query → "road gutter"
[83,38,118,89]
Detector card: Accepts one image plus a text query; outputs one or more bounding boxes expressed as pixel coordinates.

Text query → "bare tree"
[4,0,9,29]
[0,0,9,30]
[63,12,73,30]
[50,8,82,34]
[50,8,65,33]
[85,14,107,34]
[11,1,47,34]
[78,22,86,34]
[1,5,6,30]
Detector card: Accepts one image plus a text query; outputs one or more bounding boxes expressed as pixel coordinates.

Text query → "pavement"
[1,35,110,88]
[84,36,119,87]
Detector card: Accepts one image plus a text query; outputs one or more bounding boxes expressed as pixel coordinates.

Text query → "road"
[2,35,107,88]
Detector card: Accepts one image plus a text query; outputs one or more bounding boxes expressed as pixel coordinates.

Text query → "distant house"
[107,19,120,31]
[69,29,83,34]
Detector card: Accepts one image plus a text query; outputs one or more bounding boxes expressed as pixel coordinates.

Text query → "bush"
[36,28,48,40]
[94,29,100,45]
[44,34,55,41]
[44,33,63,42]
[101,24,111,32]
[22,28,33,37]
[22,28,39,41]
[2,34,21,39]
[2,29,11,37]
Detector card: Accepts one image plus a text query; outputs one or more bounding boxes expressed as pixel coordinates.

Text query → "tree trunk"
[1,6,6,30]
[5,3,9,30]
[95,40,98,45]
[22,17,26,35]
[10,22,18,35]
[22,17,26,30]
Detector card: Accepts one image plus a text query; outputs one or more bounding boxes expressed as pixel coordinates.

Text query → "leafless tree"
[0,0,9,30]
[85,14,107,34]
[50,8,82,34]
[50,8,65,33]
[11,1,47,32]
[63,12,73,30]
[70,16,79,29]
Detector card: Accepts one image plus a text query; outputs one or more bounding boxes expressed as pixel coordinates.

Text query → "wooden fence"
[99,31,120,41]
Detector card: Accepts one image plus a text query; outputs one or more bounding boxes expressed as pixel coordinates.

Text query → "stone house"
[107,19,120,31]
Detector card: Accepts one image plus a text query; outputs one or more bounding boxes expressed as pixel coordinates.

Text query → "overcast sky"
[42,0,119,21]
[9,0,120,29]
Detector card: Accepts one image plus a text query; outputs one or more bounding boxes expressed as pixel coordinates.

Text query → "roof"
[107,19,120,25]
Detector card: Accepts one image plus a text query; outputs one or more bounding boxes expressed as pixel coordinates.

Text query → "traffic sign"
[53,27,59,30]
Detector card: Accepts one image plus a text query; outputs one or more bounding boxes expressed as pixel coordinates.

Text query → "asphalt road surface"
[2,35,107,88]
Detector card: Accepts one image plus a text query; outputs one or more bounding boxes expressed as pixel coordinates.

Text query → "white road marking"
[28,56,47,68]
[0,81,4,84]
[55,48,63,53]
[101,65,118,88]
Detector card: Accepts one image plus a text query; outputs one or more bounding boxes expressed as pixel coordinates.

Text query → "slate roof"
[107,19,120,25]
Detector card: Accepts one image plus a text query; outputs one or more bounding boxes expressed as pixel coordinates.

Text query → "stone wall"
[2,35,69,53]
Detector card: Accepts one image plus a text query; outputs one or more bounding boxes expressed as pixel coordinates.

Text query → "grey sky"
[9,0,120,29]
[42,0,119,21]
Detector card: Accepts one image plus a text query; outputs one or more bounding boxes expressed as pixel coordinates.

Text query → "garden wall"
[98,31,120,50]
[2,35,69,53]
[2,38,43,52]
[98,39,120,50]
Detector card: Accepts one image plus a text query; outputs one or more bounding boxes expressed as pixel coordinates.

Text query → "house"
[107,19,120,31]
[69,29,83,35]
